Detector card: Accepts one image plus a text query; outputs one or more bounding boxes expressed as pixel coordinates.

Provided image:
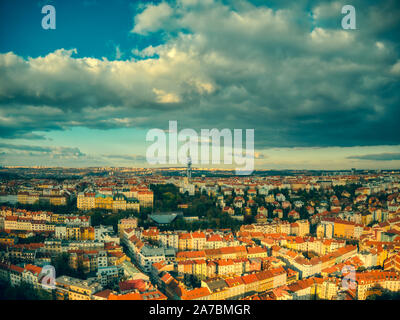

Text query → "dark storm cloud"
[0,142,86,158]
[0,143,53,152]
[0,0,399,148]
[347,153,400,161]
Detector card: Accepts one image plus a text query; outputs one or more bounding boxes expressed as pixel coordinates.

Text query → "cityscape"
[0,165,400,300]
[1,0,400,306]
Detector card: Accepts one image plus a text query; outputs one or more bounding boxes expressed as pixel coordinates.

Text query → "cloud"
[390,60,400,75]
[131,2,173,35]
[347,153,400,161]
[0,142,86,159]
[0,0,399,150]
[254,152,266,159]
[313,1,342,20]
[102,154,147,162]
[153,88,181,103]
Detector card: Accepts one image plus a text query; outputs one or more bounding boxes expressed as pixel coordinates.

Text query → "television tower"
[186,156,192,180]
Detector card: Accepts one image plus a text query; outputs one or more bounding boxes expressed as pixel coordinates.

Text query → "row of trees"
[165,212,244,232]
[0,280,53,300]
[5,199,78,214]
[88,209,143,232]
[51,252,88,279]
[150,183,194,212]
[150,184,245,231]
[367,287,400,300]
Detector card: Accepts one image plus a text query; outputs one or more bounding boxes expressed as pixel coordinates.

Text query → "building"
[55,275,102,300]
[118,218,138,236]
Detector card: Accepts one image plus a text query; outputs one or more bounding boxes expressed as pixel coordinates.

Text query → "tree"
[0,280,52,300]
[366,287,400,300]
[51,253,85,279]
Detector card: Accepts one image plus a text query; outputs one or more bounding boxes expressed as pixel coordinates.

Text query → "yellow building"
[178,233,193,251]
[77,192,96,210]
[112,194,127,211]
[118,218,138,236]
[51,214,65,224]
[18,192,39,205]
[49,196,67,206]
[297,220,310,236]
[95,194,113,210]
[66,227,81,240]
[377,248,389,267]
[361,213,373,226]
[316,224,325,239]
[78,192,140,212]
[315,278,338,300]
[17,192,29,204]
[357,271,400,300]
[137,190,154,208]
[193,260,207,279]
[80,227,95,240]
[56,275,102,300]
[334,221,355,239]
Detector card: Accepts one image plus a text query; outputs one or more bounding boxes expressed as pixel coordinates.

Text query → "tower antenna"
[186,155,192,180]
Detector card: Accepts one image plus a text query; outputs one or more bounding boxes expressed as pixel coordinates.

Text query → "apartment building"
[356,271,400,300]
[55,275,102,300]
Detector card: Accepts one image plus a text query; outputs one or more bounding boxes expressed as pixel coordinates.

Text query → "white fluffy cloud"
[0,0,399,149]
[132,2,173,35]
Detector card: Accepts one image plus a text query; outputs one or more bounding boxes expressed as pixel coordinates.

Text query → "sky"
[0,0,399,170]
